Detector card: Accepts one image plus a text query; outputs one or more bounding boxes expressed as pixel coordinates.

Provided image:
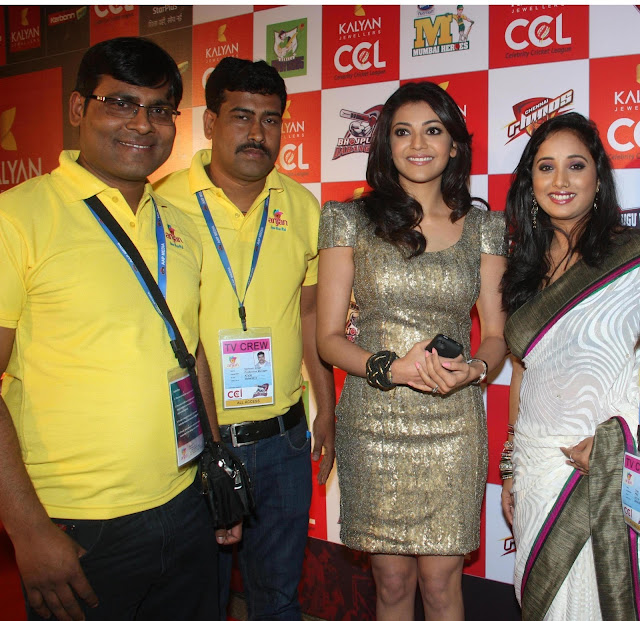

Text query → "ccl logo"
[226,389,242,399]
[278,144,309,171]
[334,41,385,74]
[505,14,571,50]
[94,6,134,18]
[607,119,640,152]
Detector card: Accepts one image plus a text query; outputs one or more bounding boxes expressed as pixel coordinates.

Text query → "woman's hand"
[388,340,434,389]
[560,437,593,475]
[409,348,471,395]
[501,478,514,526]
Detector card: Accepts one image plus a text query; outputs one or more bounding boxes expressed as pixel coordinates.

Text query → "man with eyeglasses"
[0,37,227,621]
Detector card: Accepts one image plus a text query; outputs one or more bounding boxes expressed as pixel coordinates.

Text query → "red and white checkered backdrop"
[2,3,640,601]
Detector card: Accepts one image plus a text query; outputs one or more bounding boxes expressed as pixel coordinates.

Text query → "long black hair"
[363,81,475,258]
[501,112,623,314]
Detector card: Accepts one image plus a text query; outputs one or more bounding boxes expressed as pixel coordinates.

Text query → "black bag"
[198,439,255,528]
[85,195,255,529]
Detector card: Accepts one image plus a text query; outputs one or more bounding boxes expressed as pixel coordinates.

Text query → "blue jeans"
[219,414,312,621]
[27,479,218,621]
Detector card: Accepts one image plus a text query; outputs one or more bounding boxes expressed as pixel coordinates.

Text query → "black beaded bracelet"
[366,350,398,391]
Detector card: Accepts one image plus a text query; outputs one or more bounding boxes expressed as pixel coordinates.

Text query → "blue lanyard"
[85,197,175,341]
[196,190,270,331]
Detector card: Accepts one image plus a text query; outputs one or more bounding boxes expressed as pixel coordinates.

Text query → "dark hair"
[363,81,475,258]
[74,37,183,108]
[501,112,623,314]
[205,57,287,115]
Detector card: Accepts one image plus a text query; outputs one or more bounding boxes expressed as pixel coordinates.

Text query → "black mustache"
[236,141,270,157]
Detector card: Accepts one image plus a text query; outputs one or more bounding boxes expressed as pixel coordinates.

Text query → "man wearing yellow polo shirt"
[155,57,336,621]
[0,38,226,621]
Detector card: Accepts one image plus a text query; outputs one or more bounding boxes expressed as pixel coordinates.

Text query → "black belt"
[219,400,305,447]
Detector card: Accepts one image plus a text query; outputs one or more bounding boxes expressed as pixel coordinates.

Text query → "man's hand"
[216,522,242,546]
[14,521,98,621]
[312,413,335,485]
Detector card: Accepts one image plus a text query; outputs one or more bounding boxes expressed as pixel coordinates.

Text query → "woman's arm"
[413,253,509,393]
[501,357,524,526]
[316,247,368,375]
[316,246,432,388]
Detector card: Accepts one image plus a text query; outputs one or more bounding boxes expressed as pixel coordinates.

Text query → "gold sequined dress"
[319,201,506,555]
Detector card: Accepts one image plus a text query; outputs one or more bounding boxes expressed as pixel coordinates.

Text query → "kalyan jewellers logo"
[0,107,43,190]
[10,7,41,53]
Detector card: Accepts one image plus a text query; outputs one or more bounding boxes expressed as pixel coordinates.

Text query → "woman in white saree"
[500,112,640,621]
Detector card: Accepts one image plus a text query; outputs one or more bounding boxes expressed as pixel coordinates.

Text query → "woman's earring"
[531,192,539,230]
[593,186,600,212]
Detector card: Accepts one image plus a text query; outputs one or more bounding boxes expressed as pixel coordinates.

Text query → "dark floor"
[228,573,522,621]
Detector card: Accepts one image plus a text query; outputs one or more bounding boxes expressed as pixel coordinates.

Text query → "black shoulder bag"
[85,196,255,529]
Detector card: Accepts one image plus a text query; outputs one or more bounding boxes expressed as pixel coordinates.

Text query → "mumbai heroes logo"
[505,89,574,143]
[413,7,475,57]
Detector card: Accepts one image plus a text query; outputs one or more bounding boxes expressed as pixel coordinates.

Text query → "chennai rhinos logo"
[505,89,574,143]
[268,208,288,231]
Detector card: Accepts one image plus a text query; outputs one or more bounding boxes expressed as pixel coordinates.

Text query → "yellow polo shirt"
[0,151,202,519]
[155,150,319,425]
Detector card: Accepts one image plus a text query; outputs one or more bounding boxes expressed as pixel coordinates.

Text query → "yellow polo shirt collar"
[51,150,158,212]
[187,149,284,218]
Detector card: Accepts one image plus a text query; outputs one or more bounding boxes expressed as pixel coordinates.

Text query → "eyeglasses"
[86,95,180,126]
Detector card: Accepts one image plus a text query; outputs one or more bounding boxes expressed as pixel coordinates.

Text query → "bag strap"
[84,195,216,444]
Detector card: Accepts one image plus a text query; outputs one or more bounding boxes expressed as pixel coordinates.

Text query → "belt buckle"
[228,421,256,448]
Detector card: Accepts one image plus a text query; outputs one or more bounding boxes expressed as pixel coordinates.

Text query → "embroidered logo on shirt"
[268,208,288,231]
[165,224,184,249]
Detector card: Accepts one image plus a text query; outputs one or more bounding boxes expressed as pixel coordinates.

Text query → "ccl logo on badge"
[227,389,242,399]
[505,14,571,50]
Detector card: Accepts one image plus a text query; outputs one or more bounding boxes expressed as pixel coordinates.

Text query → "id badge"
[168,367,204,467]
[621,451,640,533]
[219,327,274,409]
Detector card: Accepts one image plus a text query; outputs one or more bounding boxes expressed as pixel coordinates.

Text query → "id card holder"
[168,367,205,467]
[622,451,640,533]
[219,327,274,409]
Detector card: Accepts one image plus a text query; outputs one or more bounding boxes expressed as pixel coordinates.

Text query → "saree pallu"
[518,417,640,621]
[505,231,640,621]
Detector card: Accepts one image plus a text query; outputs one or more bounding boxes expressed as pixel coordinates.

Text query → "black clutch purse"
[198,439,255,528]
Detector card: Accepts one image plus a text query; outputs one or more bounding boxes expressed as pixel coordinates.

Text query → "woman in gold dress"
[316,82,508,621]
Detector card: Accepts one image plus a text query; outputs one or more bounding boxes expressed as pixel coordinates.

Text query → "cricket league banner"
[5,3,640,599]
